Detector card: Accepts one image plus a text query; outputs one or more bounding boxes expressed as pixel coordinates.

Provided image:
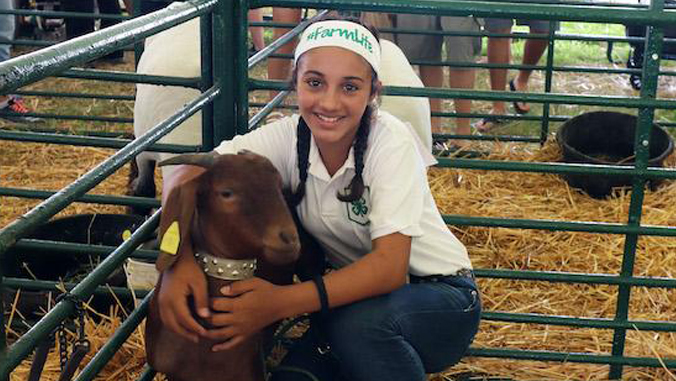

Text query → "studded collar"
[194,252,257,281]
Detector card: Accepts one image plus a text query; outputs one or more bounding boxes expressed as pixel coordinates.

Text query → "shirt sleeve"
[366,128,426,240]
[214,117,296,188]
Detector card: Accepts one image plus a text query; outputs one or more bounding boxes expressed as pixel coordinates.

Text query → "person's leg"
[0,0,14,105]
[486,22,512,116]
[63,0,95,39]
[122,0,133,15]
[511,20,559,113]
[140,1,170,15]
[97,0,124,60]
[448,69,475,138]
[473,18,513,131]
[325,278,481,381]
[0,0,41,122]
[268,7,301,97]
[442,16,481,141]
[419,66,444,133]
[248,8,265,52]
[394,14,443,132]
[0,0,13,63]
[98,0,122,29]
[359,12,395,41]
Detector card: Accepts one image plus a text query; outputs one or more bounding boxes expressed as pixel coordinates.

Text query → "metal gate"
[1,0,676,379]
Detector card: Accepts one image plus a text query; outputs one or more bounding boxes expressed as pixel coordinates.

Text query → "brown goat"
[145,151,301,381]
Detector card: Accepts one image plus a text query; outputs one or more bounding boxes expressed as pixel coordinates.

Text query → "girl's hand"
[157,253,210,343]
[206,277,282,351]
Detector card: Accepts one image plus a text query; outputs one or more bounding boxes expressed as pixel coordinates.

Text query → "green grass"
[511,22,627,66]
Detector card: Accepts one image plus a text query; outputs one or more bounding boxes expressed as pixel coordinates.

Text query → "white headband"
[294,20,381,77]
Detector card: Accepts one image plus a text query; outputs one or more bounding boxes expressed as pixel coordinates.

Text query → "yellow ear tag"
[122,229,132,241]
[160,221,180,255]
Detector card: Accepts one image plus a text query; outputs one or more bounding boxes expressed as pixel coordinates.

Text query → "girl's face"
[296,46,375,151]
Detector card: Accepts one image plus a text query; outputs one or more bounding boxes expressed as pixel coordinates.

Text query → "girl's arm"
[290,232,411,311]
[207,232,411,350]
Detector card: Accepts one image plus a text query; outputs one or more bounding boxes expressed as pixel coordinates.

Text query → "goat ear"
[156,177,199,272]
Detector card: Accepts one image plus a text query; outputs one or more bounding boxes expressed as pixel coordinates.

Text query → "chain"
[75,298,87,345]
[58,320,68,373]
[55,292,89,375]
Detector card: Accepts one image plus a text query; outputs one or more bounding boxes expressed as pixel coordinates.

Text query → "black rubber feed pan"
[557,111,674,198]
[3,214,146,319]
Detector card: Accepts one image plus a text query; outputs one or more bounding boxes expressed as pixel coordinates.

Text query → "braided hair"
[288,17,381,207]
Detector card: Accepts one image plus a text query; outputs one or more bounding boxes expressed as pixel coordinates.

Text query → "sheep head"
[155,151,300,272]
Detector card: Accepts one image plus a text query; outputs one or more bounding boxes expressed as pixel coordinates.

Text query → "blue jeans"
[272,274,481,381]
[0,0,15,63]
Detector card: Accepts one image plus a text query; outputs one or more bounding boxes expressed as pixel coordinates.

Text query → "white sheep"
[131,18,201,204]
[378,38,432,151]
[131,19,432,206]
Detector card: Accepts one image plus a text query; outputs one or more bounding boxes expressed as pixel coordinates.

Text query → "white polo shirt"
[214,110,471,276]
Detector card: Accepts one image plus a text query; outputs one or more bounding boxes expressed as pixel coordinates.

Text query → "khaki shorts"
[394,14,482,65]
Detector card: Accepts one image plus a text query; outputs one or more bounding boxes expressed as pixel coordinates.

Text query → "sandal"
[509,79,530,115]
[473,116,507,133]
[432,138,464,157]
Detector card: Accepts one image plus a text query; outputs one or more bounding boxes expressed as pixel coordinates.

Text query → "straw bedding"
[4,135,675,380]
[431,142,676,380]
[3,59,676,378]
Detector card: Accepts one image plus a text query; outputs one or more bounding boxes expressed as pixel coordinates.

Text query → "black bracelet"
[312,274,330,317]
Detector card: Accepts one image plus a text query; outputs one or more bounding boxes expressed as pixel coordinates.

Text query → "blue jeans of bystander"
[0,0,15,63]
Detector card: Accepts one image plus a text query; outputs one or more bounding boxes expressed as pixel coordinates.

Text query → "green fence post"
[133,0,143,67]
[609,0,665,378]
[236,0,250,135]
[211,0,237,144]
[540,22,556,144]
[0,267,6,381]
[201,13,216,150]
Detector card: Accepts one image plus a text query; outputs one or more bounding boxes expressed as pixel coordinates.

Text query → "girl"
[157,17,480,381]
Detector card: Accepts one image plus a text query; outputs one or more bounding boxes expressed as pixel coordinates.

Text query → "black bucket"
[557,111,674,198]
[3,214,146,320]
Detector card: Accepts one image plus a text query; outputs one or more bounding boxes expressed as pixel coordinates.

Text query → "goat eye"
[220,189,234,199]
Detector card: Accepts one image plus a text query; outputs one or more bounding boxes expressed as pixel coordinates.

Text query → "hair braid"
[290,117,312,207]
[337,104,373,203]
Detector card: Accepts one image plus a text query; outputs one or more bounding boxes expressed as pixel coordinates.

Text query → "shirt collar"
[308,135,355,181]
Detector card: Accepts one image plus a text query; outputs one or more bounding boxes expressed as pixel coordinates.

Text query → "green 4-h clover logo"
[346,187,370,226]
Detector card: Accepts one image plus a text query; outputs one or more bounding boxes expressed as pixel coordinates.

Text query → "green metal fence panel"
[201,13,216,150]
[0,2,224,376]
[0,86,218,252]
[2,0,676,379]
[0,212,160,379]
[0,1,217,94]
[9,239,158,261]
[74,291,153,381]
[253,0,676,25]
[0,129,202,150]
[4,277,150,300]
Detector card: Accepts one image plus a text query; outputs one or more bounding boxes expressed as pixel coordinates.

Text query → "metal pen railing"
[1,0,676,380]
